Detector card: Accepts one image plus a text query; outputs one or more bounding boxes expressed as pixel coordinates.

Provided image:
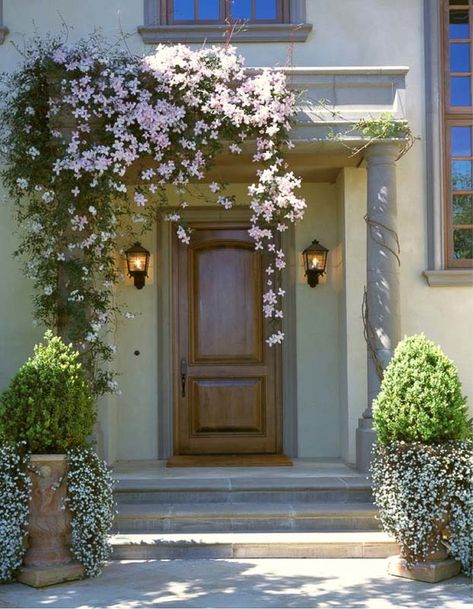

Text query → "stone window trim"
[423,269,473,287]
[139,0,312,43]
[423,0,473,286]
[0,0,8,45]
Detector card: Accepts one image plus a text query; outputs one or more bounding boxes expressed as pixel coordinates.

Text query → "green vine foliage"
[0,331,95,453]
[354,112,411,140]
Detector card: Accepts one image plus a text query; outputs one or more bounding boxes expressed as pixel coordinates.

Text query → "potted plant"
[371,335,473,583]
[0,331,115,587]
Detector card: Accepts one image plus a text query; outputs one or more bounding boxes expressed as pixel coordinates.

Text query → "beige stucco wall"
[0,0,472,465]
[1,0,425,67]
[294,184,341,458]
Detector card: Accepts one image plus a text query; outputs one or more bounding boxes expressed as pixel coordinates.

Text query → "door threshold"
[166,454,293,468]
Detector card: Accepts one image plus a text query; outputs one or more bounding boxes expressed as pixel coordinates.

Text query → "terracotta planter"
[17,454,84,588]
[388,517,461,583]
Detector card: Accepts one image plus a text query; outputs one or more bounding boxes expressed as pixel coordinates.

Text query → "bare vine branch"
[364,214,401,266]
[362,286,384,381]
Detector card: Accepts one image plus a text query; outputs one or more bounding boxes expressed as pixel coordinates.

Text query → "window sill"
[0,26,8,45]
[138,23,313,44]
[423,269,473,287]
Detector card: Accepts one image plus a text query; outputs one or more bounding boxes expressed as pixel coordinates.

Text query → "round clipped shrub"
[373,335,471,444]
[0,331,95,453]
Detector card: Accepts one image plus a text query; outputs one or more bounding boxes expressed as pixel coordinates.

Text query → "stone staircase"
[110,460,398,560]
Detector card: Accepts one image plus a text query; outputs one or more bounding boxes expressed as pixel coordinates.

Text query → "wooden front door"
[173,224,282,455]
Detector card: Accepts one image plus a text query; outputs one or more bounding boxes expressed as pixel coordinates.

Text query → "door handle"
[180,358,187,398]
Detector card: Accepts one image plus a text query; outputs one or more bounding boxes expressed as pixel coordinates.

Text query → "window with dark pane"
[450,126,473,261]
[173,0,195,21]
[170,0,283,23]
[444,1,473,265]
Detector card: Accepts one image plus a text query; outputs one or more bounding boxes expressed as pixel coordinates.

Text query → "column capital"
[364,140,402,163]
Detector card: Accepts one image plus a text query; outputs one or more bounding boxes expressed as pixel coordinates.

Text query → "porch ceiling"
[205,148,363,183]
[128,144,363,185]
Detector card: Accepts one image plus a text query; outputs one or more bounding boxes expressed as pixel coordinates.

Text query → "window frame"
[166,0,287,25]
[140,0,312,44]
[441,0,473,268]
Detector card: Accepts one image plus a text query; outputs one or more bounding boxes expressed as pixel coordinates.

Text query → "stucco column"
[356,142,401,472]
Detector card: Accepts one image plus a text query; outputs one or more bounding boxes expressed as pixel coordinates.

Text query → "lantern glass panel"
[309,252,326,271]
[128,253,147,274]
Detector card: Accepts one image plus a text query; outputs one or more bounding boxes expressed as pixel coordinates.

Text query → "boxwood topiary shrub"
[372,335,471,444]
[0,330,95,453]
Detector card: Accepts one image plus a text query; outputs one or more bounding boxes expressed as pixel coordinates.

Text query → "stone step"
[111,532,398,560]
[113,502,379,533]
[114,476,372,505]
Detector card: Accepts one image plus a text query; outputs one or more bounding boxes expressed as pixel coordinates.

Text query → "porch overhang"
[214,65,409,181]
[127,66,409,184]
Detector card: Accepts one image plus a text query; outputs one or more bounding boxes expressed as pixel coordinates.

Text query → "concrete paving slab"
[0,559,470,608]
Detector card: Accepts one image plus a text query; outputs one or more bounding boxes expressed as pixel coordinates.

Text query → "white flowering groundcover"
[0,443,31,582]
[371,441,473,576]
[0,36,305,395]
[0,444,115,583]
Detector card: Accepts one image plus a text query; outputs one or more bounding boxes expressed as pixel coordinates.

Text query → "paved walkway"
[1,559,471,608]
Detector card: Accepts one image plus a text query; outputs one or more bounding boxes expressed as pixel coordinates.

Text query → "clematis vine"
[0,35,305,395]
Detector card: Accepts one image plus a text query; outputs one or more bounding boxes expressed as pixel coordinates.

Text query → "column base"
[388,555,461,583]
[356,417,377,472]
[17,561,84,588]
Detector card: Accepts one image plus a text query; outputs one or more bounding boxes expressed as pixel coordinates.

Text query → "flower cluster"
[371,441,473,575]
[66,448,116,577]
[0,36,305,392]
[0,442,31,583]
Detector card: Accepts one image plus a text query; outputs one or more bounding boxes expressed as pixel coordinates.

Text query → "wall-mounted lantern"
[302,239,329,287]
[125,242,150,289]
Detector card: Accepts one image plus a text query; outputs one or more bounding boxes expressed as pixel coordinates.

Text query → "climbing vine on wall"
[0,35,306,395]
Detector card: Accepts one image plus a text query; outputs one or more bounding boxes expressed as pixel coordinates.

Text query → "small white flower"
[42,191,54,203]
[134,192,147,207]
[43,285,53,295]
[16,178,29,189]
[27,146,40,159]
[266,331,285,346]
[165,212,181,222]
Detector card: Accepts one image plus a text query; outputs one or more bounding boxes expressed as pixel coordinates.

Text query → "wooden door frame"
[156,207,298,458]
